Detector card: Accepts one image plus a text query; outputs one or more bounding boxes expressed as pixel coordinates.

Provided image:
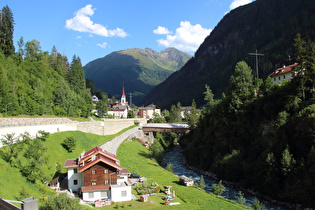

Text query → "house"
[138,104,161,119]
[92,95,99,103]
[269,63,298,84]
[64,146,132,204]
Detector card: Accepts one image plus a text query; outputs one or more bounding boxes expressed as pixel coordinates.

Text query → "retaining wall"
[0,118,147,147]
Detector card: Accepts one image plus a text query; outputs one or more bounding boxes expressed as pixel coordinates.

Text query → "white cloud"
[229,0,253,10]
[65,4,128,38]
[156,21,211,52]
[76,36,82,39]
[153,26,172,35]
[97,42,109,49]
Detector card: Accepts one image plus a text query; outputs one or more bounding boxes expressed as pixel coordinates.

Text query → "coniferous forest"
[0,6,92,117]
[181,34,315,208]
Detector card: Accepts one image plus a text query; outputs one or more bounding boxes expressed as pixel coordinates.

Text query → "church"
[107,85,131,118]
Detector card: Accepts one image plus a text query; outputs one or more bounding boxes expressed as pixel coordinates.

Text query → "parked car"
[130,173,141,178]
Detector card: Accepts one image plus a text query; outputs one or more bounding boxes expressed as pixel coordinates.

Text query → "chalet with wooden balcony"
[64,146,132,203]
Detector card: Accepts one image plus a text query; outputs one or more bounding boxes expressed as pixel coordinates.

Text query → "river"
[164,146,286,210]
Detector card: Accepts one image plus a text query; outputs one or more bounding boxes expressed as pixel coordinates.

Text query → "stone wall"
[0,117,147,147]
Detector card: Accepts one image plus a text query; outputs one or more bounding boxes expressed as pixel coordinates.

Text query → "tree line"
[181,34,315,208]
[0,5,92,117]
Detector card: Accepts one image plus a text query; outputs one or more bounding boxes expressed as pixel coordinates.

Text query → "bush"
[62,137,76,153]
[41,193,82,210]
[211,180,226,196]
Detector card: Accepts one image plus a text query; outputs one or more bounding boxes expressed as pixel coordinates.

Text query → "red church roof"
[122,85,126,97]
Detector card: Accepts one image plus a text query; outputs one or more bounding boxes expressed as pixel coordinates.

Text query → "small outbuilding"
[179,175,194,186]
[140,194,149,202]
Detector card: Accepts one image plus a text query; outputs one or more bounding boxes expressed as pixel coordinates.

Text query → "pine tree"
[68,55,86,93]
[0,5,15,56]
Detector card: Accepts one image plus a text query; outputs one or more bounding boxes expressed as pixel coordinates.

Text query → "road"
[99,127,141,155]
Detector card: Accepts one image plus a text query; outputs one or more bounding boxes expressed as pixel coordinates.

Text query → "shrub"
[211,180,226,196]
[62,137,76,153]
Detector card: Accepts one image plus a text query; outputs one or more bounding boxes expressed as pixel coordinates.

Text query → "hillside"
[84,48,192,105]
[142,0,315,108]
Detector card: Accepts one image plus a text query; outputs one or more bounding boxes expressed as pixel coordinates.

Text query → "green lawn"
[100,140,250,210]
[0,127,248,209]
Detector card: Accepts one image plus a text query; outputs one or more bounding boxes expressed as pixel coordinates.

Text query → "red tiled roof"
[119,168,130,175]
[269,63,298,77]
[78,155,122,173]
[64,159,78,168]
[79,147,118,163]
[81,185,110,192]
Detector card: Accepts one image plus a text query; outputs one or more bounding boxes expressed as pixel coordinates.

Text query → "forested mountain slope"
[142,0,315,108]
[84,48,192,105]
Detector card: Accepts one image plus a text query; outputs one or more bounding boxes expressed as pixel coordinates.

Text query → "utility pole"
[249,49,264,79]
[129,92,133,105]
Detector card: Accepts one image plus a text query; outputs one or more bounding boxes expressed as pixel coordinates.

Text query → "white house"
[64,147,132,204]
[269,63,298,84]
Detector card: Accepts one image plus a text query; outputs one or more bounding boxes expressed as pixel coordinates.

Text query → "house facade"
[269,63,298,84]
[138,104,161,119]
[64,147,132,203]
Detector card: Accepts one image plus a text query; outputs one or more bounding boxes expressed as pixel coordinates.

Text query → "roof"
[122,85,126,97]
[81,185,110,192]
[78,155,122,173]
[269,63,298,77]
[79,147,118,163]
[119,168,131,175]
[64,159,78,168]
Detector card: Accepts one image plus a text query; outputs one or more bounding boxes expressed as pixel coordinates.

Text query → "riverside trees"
[182,35,315,207]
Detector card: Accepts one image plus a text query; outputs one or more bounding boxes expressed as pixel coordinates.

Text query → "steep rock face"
[142,0,315,108]
[84,48,191,105]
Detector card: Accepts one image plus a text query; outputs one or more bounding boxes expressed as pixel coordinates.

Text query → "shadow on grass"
[137,151,151,159]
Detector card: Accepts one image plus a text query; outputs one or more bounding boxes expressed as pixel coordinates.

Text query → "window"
[104,180,109,185]
[101,191,108,198]
[283,75,286,79]
[121,190,127,197]
[92,170,96,174]
[104,169,108,174]
[73,169,77,173]
[73,180,78,185]
[88,192,94,199]
[91,181,96,185]
[274,77,276,81]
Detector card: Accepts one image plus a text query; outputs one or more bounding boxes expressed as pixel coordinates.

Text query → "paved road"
[99,127,141,155]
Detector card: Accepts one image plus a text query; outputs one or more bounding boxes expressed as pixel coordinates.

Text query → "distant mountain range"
[84,48,192,105]
[142,0,315,108]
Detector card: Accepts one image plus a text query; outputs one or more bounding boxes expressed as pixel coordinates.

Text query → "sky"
[0,0,254,66]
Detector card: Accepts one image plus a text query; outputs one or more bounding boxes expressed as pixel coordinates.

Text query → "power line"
[249,49,264,79]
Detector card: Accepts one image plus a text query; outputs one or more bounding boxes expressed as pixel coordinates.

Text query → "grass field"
[101,140,249,210]
[0,127,249,209]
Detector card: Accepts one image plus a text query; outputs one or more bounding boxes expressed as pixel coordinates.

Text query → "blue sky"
[0,0,254,65]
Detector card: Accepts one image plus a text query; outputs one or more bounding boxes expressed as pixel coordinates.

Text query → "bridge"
[141,123,189,134]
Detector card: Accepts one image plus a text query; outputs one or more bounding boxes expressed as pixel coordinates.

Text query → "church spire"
[121,85,126,104]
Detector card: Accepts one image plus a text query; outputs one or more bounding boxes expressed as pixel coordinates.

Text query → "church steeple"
[121,85,126,104]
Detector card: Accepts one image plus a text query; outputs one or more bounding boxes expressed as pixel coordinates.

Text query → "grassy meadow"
[0,127,248,209]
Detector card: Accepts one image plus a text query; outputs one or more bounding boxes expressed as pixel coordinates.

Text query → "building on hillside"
[64,146,132,205]
[269,63,299,84]
[92,95,99,103]
[107,85,131,118]
[138,104,161,119]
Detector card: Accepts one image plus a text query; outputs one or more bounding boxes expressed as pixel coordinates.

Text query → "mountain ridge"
[84,47,192,105]
[141,0,315,108]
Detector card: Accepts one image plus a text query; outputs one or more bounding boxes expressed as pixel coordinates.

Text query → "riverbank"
[168,146,303,210]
